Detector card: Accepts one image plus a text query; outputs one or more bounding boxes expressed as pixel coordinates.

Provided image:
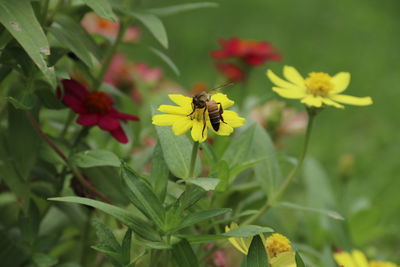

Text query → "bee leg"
[187,103,195,116]
[201,108,207,137]
[217,103,227,124]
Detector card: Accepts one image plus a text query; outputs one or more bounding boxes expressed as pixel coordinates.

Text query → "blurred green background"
[139,0,400,262]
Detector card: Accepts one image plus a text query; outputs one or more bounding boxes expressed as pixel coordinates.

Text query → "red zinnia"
[211,37,281,66]
[215,63,245,82]
[58,79,139,143]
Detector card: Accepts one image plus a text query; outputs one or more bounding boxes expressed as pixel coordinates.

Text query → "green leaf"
[49,196,161,241]
[32,253,58,267]
[150,142,169,202]
[126,11,168,48]
[154,122,201,179]
[295,252,306,267]
[171,239,199,267]
[215,160,230,192]
[7,91,37,110]
[71,149,120,168]
[245,235,268,267]
[277,202,344,220]
[179,208,231,230]
[121,163,166,230]
[91,245,123,263]
[49,15,101,68]
[92,219,121,252]
[251,124,281,196]
[175,234,228,244]
[0,0,55,86]
[149,47,180,76]
[224,225,274,237]
[183,178,220,191]
[19,200,40,246]
[149,2,219,17]
[121,229,132,264]
[83,0,117,22]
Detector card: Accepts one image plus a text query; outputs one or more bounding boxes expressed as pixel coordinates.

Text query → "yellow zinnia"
[225,223,296,267]
[152,93,245,142]
[267,66,373,108]
[334,250,398,267]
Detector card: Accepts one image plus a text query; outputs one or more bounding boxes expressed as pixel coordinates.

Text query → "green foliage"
[243,235,268,267]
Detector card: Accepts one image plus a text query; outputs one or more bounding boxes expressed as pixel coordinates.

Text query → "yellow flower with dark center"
[225,223,296,267]
[152,93,245,142]
[267,66,373,108]
[334,250,398,267]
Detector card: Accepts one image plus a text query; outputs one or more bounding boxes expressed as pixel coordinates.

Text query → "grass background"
[137,0,399,262]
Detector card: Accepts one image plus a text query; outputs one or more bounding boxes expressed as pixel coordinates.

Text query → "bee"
[189,82,233,137]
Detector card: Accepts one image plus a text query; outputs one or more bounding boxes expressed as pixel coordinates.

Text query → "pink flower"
[58,79,139,143]
[81,12,140,42]
[215,63,245,82]
[134,62,163,84]
[211,37,281,66]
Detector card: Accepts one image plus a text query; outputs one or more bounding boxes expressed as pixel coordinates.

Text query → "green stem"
[179,142,199,214]
[242,110,316,225]
[41,0,50,24]
[92,21,127,90]
[81,209,94,266]
[59,110,74,138]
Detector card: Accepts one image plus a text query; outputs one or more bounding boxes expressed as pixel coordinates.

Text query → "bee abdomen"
[208,108,220,131]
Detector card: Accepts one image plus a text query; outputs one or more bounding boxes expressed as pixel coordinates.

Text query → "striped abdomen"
[207,100,220,131]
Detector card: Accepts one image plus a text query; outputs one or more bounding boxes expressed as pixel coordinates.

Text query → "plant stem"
[180,142,199,214]
[242,110,316,225]
[59,110,74,138]
[92,21,127,90]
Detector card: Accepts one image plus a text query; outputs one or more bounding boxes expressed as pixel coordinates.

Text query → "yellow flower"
[225,223,296,267]
[152,93,245,142]
[334,250,398,267]
[267,66,373,109]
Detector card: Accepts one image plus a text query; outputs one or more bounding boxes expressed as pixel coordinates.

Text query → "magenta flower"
[58,79,139,143]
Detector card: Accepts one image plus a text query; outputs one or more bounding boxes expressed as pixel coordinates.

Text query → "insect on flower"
[152,84,245,143]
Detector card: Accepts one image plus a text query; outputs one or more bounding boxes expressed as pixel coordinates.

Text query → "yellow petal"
[270,252,296,267]
[152,114,181,126]
[191,119,207,142]
[266,69,302,91]
[168,94,192,107]
[333,251,357,267]
[330,94,373,106]
[352,250,369,267]
[214,122,233,136]
[222,110,245,128]
[301,95,323,107]
[283,65,306,88]
[331,72,350,94]
[322,98,344,109]
[211,93,234,109]
[172,116,193,136]
[273,87,306,99]
[158,105,191,115]
[228,237,249,255]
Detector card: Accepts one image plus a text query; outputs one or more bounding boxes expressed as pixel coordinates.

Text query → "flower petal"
[330,72,350,94]
[266,69,302,91]
[283,65,305,88]
[77,114,99,126]
[61,79,89,100]
[270,252,296,267]
[222,110,245,128]
[352,250,369,267]
[98,115,120,131]
[191,119,207,142]
[322,98,344,109]
[211,93,234,109]
[115,111,140,121]
[215,122,233,136]
[301,95,323,107]
[63,94,87,113]
[152,114,182,126]
[158,104,191,115]
[168,94,192,107]
[172,116,193,136]
[272,87,305,99]
[330,94,373,106]
[110,127,129,144]
[334,251,357,267]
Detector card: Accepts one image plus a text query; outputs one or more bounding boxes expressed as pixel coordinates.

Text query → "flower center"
[189,108,209,121]
[305,72,333,97]
[84,91,113,114]
[96,17,114,30]
[265,234,292,258]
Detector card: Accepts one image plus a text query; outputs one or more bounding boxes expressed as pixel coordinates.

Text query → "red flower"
[211,37,281,66]
[216,63,245,82]
[58,79,139,143]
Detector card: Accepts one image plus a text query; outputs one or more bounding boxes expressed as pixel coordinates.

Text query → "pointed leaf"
[0,0,55,86]
[150,142,169,202]
[178,208,231,230]
[49,196,161,241]
[83,0,117,22]
[183,178,220,191]
[149,2,219,17]
[278,202,344,220]
[92,219,121,252]
[71,149,120,168]
[122,229,132,264]
[245,235,268,267]
[149,47,180,76]
[224,225,274,237]
[295,252,306,267]
[171,239,199,267]
[121,163,166,229]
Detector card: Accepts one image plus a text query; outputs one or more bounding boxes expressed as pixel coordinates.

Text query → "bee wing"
[208,81,235,95]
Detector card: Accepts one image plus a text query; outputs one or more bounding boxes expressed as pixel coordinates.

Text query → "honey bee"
[188,82,233,136]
